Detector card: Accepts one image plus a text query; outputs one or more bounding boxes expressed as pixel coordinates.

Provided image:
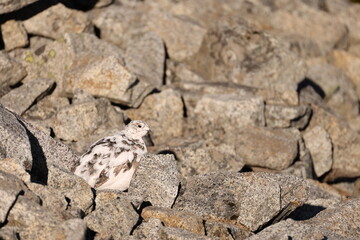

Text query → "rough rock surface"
[1,0,360,238]
[128,154,180,208]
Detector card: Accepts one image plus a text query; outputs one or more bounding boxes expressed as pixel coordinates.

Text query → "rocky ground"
[1,0,360,239]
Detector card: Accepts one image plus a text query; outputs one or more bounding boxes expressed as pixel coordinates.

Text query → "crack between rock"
[129,201,152,235]
[0,190,24,228]
[170,182,182,209]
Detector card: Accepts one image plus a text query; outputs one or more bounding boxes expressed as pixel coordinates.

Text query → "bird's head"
[125,120,151,139]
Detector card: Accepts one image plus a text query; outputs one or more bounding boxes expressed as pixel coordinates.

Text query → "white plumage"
[74,120,150,191]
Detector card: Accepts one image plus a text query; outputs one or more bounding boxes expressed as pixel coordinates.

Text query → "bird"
[74,120,150,191]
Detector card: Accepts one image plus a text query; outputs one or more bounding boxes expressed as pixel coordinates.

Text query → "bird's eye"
[137,124,142,128]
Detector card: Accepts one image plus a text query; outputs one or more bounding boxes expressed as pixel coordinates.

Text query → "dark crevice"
[0,190,25,228]
[65,196,71,210]
[25,82,56,114]
[162,43,169,85]
[129,201,152,235]
[85,228,97,240]
[202,220,208,236]
[49,127,56,138]
[9,81,23,89]
[297,77,325,99]
[170,183,181,209]
[17,118,48,185]
[181,96,188,118]
[239,165,253,173]
[254,201,302,233]
[287,204,326,221]
[94,26,101,38]
[227,227,236,240]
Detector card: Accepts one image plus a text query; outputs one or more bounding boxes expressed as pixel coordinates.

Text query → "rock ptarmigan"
[74,120,150,191]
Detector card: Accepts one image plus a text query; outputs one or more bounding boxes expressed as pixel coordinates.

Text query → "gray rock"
[0,170,33,224]
[23,95,70,120]
[247,218,348,240]
[125,31,165,87]
[0,0,38,14]
[133,218,212,240]
[308,104,360,180]
[0,104,80,178]
[47,165,94,214]
[147,10,207,61]
[0,158,31,182]
[337,5,360,44]
[85,198,138,239]
[0,78,54,115]
[265,104,312,129]
[157,139,244,178]
[51,99,108,142]
[126,88,184,144]
[174,172,308,232]
[0,226,17,240]
[187,16,306,105]
[303,126,333,177]
[23,3,93,39]
[90,5,143,49]
[269,1,348,55]
[1,20,29,51]
[128,154,180,208]
[0,51,27,89]
[64,55,135,104]
[204,221,253,240]
[306,59,359,129]
[193,94,265,142]
[235,127,299,170]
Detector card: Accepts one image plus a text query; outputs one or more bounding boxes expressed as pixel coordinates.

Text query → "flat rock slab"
[173,172,308,232]
[1,20,29,51]
[0,52,27,89]
[128,154,180,208]
[235,126,299,170]
[0,78,54,115]
[194,94,265,141]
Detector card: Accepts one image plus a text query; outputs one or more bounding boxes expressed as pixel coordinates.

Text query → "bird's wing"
[74,133,139,187]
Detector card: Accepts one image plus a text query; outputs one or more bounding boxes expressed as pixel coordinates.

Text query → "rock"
[50,97,125,153]
[64,55,134,103]
[193,94,265,142]
[173,172,308,232]
[0,0,38,14]
[126,88,184,144]
[0,226,17,240]
[90,5,143,49]
[303,126,333,177]
[1,20,29,51]
[0,158,31,182]
[0,78,55,115]
[247,218,346,240]
[269,1,348,55]
[0,104,80,179]
[187,16,306,105]
[85,198,138,239]
[322,0,351,14]
[23,95,70,120]
[336,5,360,43]
[235,127,299,170]
[64,54,153,107]
[306,199,360,239]
[265,104,312,129]
[141,206,205,235]
[330,50,360,99]
[306,59,359,129]
[308,104,360,180]
[157,139,244,178]
[0,170,33,224]
[95,189,127,208]
[47,165,94,214]
[147,10,207,61]
[125,31,165,87]
[23,3,93,39]
[128,154,180,208]
[51,98,109,142]
[0,51,27,89]
[204,221,253,240]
